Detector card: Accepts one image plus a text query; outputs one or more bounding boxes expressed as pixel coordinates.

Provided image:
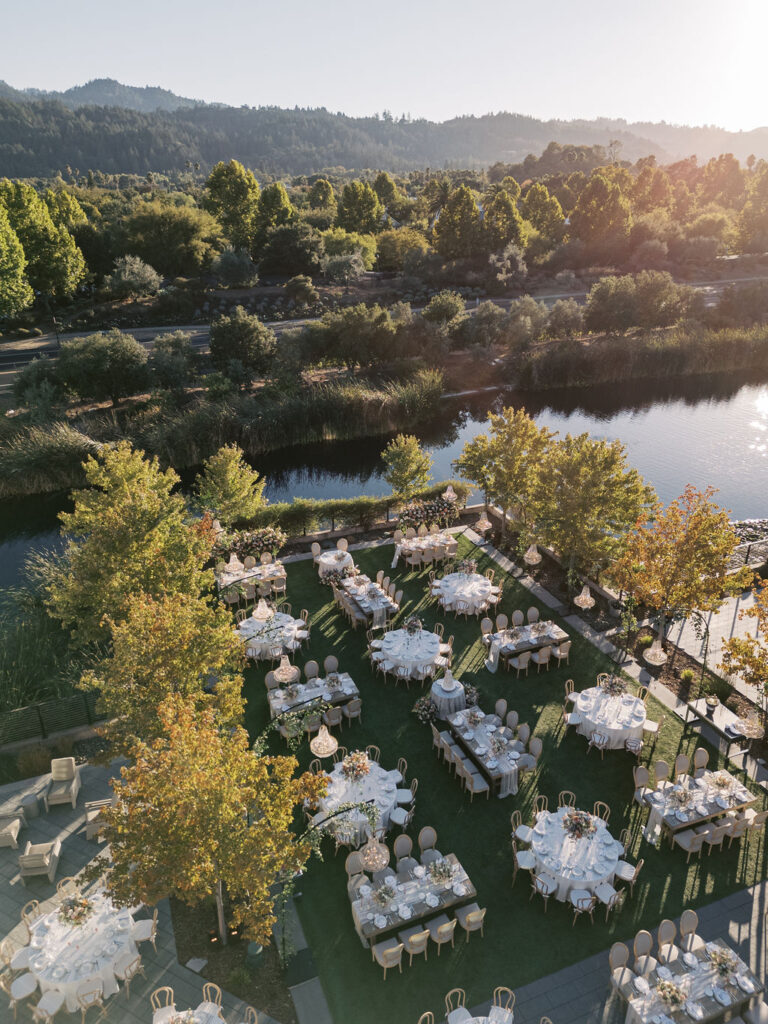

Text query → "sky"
[2,0,767,130]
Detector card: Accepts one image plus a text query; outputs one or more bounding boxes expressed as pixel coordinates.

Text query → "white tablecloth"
[430,673,466,717]
[342,577,395,627]
[433,572,492,614]
[575,687,646,748]
[529,807,622,901]
[314,760,400,844]
[392,533,454,567]
[215,560,285,590]
[317,550,354,576]
[450,709,520,797]
[643,770,754,843]
[236,612,300,658]
[29,893,135,1012]
[485,621,568,672]
[377,629,441,678]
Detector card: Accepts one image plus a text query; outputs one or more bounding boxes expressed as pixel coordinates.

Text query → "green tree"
[583,275,638,334]
[376,228,428,271]
[373,171,398,209]
[204,160,261,250]
[124,200,223,276]
[336,181,383,234]
[0,179,86,296]
[720,583,768,705]
[533,433,656,583]
[569,173,632,249]
[422,290,465,329]
[0,205,33,316]
[546,298,584,339]
[285,275,319,307]
[311,303,396,369]
[47,442,213,642]
[521,183,565,239]
[483,190,527,252]
[195,444,267,525]
[255,182,295,248]
[321,227,376,269]
[80,592,245,757]
[488,242,527,290]
[433,186,482,260]
[258,222,324,276]
[382,434,433,498]
[321,250,366,287]
[104,255,161,298]
[149,331,197,393]
[208,306,277,380]
[57,330,149,405]
[738,168,768,252]
[44,189,88,231]
[308,178,336,210]
[211,247,260,287]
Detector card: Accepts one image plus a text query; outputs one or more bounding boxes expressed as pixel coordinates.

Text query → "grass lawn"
[244,534,768,1024]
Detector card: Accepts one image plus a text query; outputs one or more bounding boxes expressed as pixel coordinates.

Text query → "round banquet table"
[28,893,135,1012]
[529,806,623,902]
[433,572,492,614]
[317,550,354,577]
[574,687,646,749]
[378,628,441,678]
[430,672,466,717]
[314,760,400,844]
[236,612,300,658]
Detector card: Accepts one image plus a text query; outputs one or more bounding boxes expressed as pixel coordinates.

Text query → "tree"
[149,330,197,393]
[104,255,161,298]
[382,434,433,498]
[195,444,267,525]
[0,179,86,297]
[124,200,223,276]
[433,186,481,260]
[583,275,638,334]
[720,583,768,708]
[0,205,33,316]
[488,242,527,290]
[57,330,149,405]
[336,181,383,234]
[376,228,428,271]
[80,592,245,757]
[95,697,324,944]
[312,303,396,369]
[321,227,376,269]
[453,408,553,537]
[613,485,751,643]
[422,290,465,329]
[47,442,213,642]
[209,306,277,380]
[738,168,768,253]
[44,189,87,232]
[569,174,632,250]
[308,178,335,210]
[532,434,656,584]
[373,171,398,210]
[254,182,295,249]
[546,298,584,339]
[284,275,319,307]
[483,190,527,252]
[521,183,565,240]
[204,160,261,250]
[211,247,259,287]
[258,222,324,276]
[321,250,366,287]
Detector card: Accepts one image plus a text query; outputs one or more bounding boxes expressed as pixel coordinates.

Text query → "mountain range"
[1,78,767,178]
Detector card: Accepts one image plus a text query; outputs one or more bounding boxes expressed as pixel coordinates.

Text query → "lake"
[1,371,766,589]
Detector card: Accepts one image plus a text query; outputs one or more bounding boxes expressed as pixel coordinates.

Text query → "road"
[1,273,766,394]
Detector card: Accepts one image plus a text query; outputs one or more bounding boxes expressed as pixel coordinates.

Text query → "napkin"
[684,1002,704,1021]
[713,986,731,1006]
[633,975,650,995]
[736,975,755,993]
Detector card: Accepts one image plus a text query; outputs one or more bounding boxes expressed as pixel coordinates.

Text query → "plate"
[682,952,697,968]
[425,893,439,908]
[684,1005,704,1022]
[413,866,426,878]
[713,987,731,1006]
[398,904,412,920]
[452,883,465,896]
[487,759,499,769]
[374,915,387,929]
[51,966,67,981]
[509,751,520,760]
[736,975,755,993]
[633,976,650,995]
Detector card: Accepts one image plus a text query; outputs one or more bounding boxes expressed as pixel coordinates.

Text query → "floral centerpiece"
[603,676,628,697]
[456,558,477,575]
[562,809,597,840]
[398,495,461,529]
[341,750,370,781]
[405,616,422,637]
[284,683,300,700]
[372,883,396,907]
[491,735,507,755]
[709,947,738,979]
[320,566,357,588]
[668,788,691,810]
[711,773,732,792]
[467,708,482,727]
[412,695,438,725]
[326,673,341,691]
[168,1013,201,1024]
[656,980,685,1009]
[58,895,93,927]
[428,858,453,884]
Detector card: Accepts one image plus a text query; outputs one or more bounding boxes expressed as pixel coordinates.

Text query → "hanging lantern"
[442,485,457,502]
[360,834,390,872]
[309,725,338,759]
[523,544,542,566]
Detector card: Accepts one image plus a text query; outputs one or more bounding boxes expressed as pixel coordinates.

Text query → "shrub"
[211,247,259,288]
[680,668,695,684]
[638,634,654,649]
[17,745,52,779]
[105,255,161,299]
[58,329,149,405]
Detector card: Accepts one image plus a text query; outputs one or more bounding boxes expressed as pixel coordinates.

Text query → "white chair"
[657,919,681,965]
[633,930,657,975]
[113,951,145,1000]
[132,907,158,952]
[679,909,706,953]
[43,757,81,811]
[3,972,37,1018]
[150,986,177,1024]
[371,938,403,979]
[197,982,224,1019]
[31,988,65,1023]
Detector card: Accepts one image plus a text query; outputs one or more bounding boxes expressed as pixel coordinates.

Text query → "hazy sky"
[4,0,766,130]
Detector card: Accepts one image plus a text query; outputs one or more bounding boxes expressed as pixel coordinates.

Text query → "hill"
[1,77,204,112]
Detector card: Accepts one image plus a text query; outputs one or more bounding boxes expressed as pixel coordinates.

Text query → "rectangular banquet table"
[486,621,569,672]
[215,560,286,590]
[684,698,759,762]
[341,576,396,627]
[267,673,359,718]
[617,938,763,1023]
[448,710,522,797]
[350,853,476,947]
[642,769,756,843]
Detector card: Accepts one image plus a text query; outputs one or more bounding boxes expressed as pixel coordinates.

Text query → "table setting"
[377,625,441,679]
[432,571,493,615]
[643,770,754,844]
[317,549,355,577]
[485,620,569,672]
[391,532,454,568]
[575,683,646,748]
[342,575,396,627]
[236,611,301,659]
[430,669,467,718]
[623,938,762,1024]
[529,806,623,901]
[215,557,286,590]
[448,707,521,797]
[28,891,135,1012]
[268,672,359,718]
[313,753,401,845]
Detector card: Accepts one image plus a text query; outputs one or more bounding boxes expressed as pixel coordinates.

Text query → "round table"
[237,612,301,659]
[28,893,135,1012]
[433,572,492,614]
[317,550,354,577]
[529,807,623,902]
[574,687,646,749]
[315,760,400,844]
[430,672,466,717]
[378,629,441,679]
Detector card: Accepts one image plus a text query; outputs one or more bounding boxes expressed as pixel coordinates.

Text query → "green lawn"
[244,534,768,1024]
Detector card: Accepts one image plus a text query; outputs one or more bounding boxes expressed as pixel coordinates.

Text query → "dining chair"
[76,980,104,1024]
[495,613,509,631]
[495,698,508,720]
[587,730,609,758]
[505,710,519,732]
[371,938,403,979]
[533,794,548,816]
[527,606,540,623]
[493,986,515,1014]
[150,987,176,1024]
[132,907,158,953]
[632,930,658,975]
[113,951,145,1000]
[198,982,224,1018]
[509,650,531,677]
[531,646,552,672]
[616,857,644,893]
[2,971,37,1020]
[511,837,536,885]
[569,890,596,926]
[398,926,430,965]
[427,916,457,955]
[30,989,65,1024]
[679,909,706,952]
[341,699,363,727]
[511,609,524,626]
[454,903,486,942]
[558,790,576,808]
[530,873,557,911]
[657,919,681,965]
[593,800,610,823]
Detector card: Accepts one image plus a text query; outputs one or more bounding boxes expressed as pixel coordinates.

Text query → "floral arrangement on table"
[656,980,685,1009]
[58,895,93,927]
[467,708,483,727]
[405,616,422,637]
[214,526,287,563]
[284,683,300,700]
[561,809,597,840]
[398,496,461,529]
[341,750,370,781]
[320,566,357,588]
[711,773,732,792]
[603,676,628,697]
[668,788,691,810]
[372,883,396,907]
[168,1013,201,1024]
[464,684,480,707]
[456,558,477,575]
[709,947,738,979]
[326,673,342,691]
[428,858,454,884]
[412,695,438,724]
[491,735,508,755]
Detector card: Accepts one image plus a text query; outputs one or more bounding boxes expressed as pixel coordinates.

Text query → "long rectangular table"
[684,698,763,764]
[215,560,286,591]
[447,709,523,797]
[486,621,569,672]
[341,575,396,627]
[617,937,763,1023]
[267,673,359,718]
[350,853,475,947]
[642,769,756,845]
